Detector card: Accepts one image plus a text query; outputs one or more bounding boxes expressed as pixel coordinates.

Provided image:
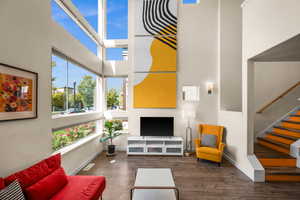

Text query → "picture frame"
[0,63,38,121]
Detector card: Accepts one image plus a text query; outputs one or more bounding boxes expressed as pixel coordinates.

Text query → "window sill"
[52,133,102,156]
[52,111,103,120]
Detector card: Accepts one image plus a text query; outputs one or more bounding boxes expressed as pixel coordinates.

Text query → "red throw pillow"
[0,178,5,190]
[25,167,68,200]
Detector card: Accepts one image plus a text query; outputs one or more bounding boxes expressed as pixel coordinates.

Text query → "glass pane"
[51,54,68,114]
[182,0,199,4]
[52,121,97,151]
[71,0,98,31]
[106,48,127,60]
[106,0,128,39]
[68,62,97,113]
[51,0,98,55]
[106,78,128,110]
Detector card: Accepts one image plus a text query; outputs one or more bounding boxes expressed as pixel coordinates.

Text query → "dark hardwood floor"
[78,152,300,200]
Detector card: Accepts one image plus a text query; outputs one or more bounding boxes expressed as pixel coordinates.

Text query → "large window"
[106,77,128,111]
[51,0,98,54]
[71,0,98,31]
[106,0,128,39]
[52,53,97,115]
[52,121,97,151]
[106,48,128,61]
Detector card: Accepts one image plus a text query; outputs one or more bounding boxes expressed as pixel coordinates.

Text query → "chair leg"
[197,158,200,162]
[218,163,221,167]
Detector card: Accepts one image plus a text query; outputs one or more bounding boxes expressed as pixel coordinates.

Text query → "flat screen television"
[140,117,174,137]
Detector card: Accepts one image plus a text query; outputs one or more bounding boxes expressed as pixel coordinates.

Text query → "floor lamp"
[183,110,195,156]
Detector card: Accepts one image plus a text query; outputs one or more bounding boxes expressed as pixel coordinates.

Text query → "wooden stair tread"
[265,167,300,175]
[274,126,300,133]
[257,137,290,149]
[264,134,294,145]
[282,120,300,125]
[273,127,300,138]
[269,132,298,141]
[254,143,292,158]
[290,115,300,117]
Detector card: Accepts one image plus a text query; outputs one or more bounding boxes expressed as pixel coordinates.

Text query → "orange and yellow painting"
[0,73,33,112]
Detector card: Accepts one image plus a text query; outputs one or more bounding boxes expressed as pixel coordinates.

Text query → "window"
[52,53,97,115]
[52,121,97,151]
[106,77,128,111]
[106,0,128,39]
[182,0,200,4]
[106,48,128,61]
[51,0,98,55]
[71,0,98,31]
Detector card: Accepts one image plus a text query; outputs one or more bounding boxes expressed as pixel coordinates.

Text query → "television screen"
[140,117,174,137]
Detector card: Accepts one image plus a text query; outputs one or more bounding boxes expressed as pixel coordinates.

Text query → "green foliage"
[103,120,123,145]
[78,76,96,108]
[52,122,96,151]
[106,89,119,109]
[52,92,65,111]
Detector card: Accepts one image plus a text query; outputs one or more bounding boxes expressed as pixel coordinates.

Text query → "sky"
[51,0,128,91]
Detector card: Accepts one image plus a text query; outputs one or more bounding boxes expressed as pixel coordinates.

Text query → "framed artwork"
[0,63,38,121]
[135,0,178,36]
[134,35,177,72]
[134,72,176,108]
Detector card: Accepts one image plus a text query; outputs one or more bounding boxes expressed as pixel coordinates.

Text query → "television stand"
[127,136,183,156]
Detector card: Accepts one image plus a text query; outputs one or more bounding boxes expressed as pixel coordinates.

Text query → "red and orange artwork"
[0,73,33,112]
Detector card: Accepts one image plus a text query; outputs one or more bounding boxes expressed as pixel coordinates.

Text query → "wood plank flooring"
[78,152,300,200]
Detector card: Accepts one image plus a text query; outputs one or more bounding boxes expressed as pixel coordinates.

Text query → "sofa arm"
[194,138,201,148]
[218,143,225,152]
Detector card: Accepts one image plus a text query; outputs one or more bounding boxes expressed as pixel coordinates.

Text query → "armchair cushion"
[201,134,217,148]
[197,147,220,156]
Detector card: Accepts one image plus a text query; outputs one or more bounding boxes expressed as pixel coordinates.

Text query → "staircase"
[255,109,300,182]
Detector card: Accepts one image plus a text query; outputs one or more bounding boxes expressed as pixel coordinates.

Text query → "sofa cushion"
[4,154,61,189]
[0,180,26,200]
[25,167,68,200]
[51,176,106,200]
[0,178,5,190]
[201,134,217,148]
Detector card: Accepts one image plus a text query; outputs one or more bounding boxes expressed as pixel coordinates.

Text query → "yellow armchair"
[195,124,225,166]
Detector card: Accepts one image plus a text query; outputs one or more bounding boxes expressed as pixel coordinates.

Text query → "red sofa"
[1,154,105,200]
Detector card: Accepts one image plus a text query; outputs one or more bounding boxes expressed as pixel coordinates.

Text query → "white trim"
[52,111,103,120]
[53,133,102,156]
[70,150,102,175]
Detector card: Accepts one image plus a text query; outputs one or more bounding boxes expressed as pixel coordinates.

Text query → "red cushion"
[25,167,68,200]
[0,178,5,190]
[4,154,61,189]
[51,176,106,200]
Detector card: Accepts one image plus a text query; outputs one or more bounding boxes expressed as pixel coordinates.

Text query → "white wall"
[127,0,219,140]
[242,0,300,181]
[0,0,103,176]
[254,62,300,135]
[219,0,243,112]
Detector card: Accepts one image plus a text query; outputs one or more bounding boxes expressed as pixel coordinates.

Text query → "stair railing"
[256,81,300,114]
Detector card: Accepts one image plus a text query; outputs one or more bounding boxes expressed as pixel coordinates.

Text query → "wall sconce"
[206,82,214,95]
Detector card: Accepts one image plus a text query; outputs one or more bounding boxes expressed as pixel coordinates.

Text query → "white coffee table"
[130,168,179,200]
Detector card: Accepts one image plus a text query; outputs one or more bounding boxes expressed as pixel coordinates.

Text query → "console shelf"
[127,136,183,156]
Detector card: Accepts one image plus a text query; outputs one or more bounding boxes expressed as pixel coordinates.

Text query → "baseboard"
[70,150,102,175]
[223,153,252,180]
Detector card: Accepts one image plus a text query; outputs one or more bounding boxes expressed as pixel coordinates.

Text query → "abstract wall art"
[134,0,178,108]
[134,72,176,108]
[0,63,38,121]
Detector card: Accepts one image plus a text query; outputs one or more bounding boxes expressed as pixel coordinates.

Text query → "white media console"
[127,136,183,156]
